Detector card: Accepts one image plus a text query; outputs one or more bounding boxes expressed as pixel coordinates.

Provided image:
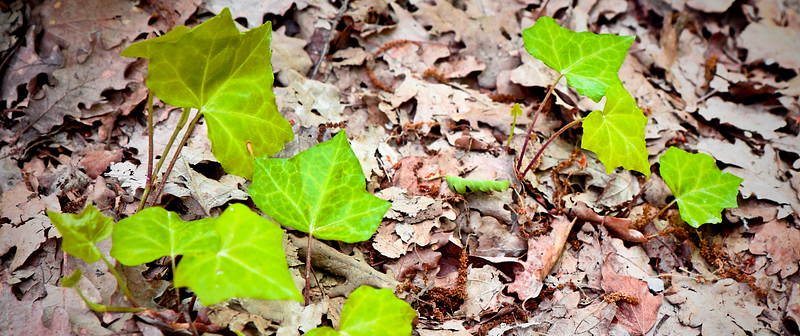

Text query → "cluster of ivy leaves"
[46,9,743,335]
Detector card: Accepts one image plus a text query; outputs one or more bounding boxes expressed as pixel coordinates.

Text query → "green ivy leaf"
[120,26,190,59]
[249,131,390,243]
[304,286,416,336]
[110,207,217,266]
[581,83,650,177]
[523,17,634,102]
[121,8,293,179]
[47,204,113,263]
[511,103,522,116]
[174,204,302,305]
[659,147,744,228]
[445,175,510,193]
[60,267,82,288]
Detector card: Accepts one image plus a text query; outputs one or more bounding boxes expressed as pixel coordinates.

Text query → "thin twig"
[148,111,203,208]
[139,108,191,211]
[145,91,155,196]
[183,294,199,336]
[516,74,563,172]
[304,234,313,306]
[520,116,585,177]
[310,0,351,80]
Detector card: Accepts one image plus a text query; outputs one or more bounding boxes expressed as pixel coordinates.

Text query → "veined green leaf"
[174,204,302,305]
[47,204,113,263]
[581,83,650,177]
[249,131,391,243]
[445,175,510,193]
[523,17,634,102]
[304,286,416,336]
[110,207,217,266]
[121,8,293,179]
[659,147,744,228]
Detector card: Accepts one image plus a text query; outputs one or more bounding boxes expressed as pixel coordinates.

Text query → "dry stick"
[182,294,200,336]
[516,74,563,172]
[138,108,191,211]
[148,111,204,208]
[144,91,155,197]
[304,234,313,306]
[309,0,351,80]
[520,116,586,177]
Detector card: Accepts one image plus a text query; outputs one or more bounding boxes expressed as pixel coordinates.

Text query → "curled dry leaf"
[748,220,800,278]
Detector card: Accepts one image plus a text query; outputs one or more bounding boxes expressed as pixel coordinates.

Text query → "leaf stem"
[182,294,200,336]
[145,91,154,196]
[98,251,139,307]
[148,110,203,208]
[73,286,144,313]
[516,74,563,171]
[507,112,519,147]
[304,234,313,306]
[520,116,586,177]
[138,107,191,211]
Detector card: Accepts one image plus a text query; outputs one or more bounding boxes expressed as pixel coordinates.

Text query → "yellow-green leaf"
[523,17,634,102]
[110,207,217,266]
[304,286,416,336]
[173,204,302,305]
[659,147,744,228]
[47,204,113,263]
[121,8,293,178]
[581,83,650,177]
[249,131,391,243]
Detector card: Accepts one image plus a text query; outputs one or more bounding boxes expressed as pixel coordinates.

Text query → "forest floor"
[1,0,800,335]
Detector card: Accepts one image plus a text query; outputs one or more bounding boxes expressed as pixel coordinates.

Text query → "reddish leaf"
[601,258,662,335]
[508,216,575,300]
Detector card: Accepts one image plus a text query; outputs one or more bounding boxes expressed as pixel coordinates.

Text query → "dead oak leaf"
[0,280,71,336]
[749,219,800,278]
[1,27,63,105]
[0,183,61,271]
[665,277,764,335]
[458,265,514,320]
[738,19,800,69]
[601,258,662,335]
[21,38,136,135]
[35,0,151,62]
[203,0,309,27]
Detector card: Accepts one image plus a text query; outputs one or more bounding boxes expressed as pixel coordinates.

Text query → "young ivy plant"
[248,130,391,305]
[304,285,417,336]
[517,17,647,178]
[121,8,293,209]
[47,203,302,309]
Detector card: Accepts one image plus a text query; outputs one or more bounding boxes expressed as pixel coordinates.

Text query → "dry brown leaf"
[0,183,60,271]
[373,222,410,259]
[546,291,618,336]
[697,97,786,140]
[748,219,800,278]
[1,27,63,105]
[665,277,765,335]
[21,38,136,136]
[0,279,72,336]
[203,0,310,27]
[78,148,123,179]
[35,0,151,62]
[508,216,575,301]
[458,265,514,320]
[272,28,313,83]
[601,258,663,335]
[685,0,735,12]
[384,246,442,280]
[738,19,800,69]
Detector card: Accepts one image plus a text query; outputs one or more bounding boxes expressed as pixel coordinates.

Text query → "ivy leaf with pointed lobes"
[581,83,650,177]
[120,8,293,179]
[110,207,217,266]
[659,147,744,228]
[249,131,391,243]
[523,17,634,102]
[304,286,417,336]
[174,204,302,305]
[47,204,113,263]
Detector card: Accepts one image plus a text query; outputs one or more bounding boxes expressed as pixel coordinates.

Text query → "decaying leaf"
[601,258,662,335]
[508,216,575,300]
[748,220,800,278]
